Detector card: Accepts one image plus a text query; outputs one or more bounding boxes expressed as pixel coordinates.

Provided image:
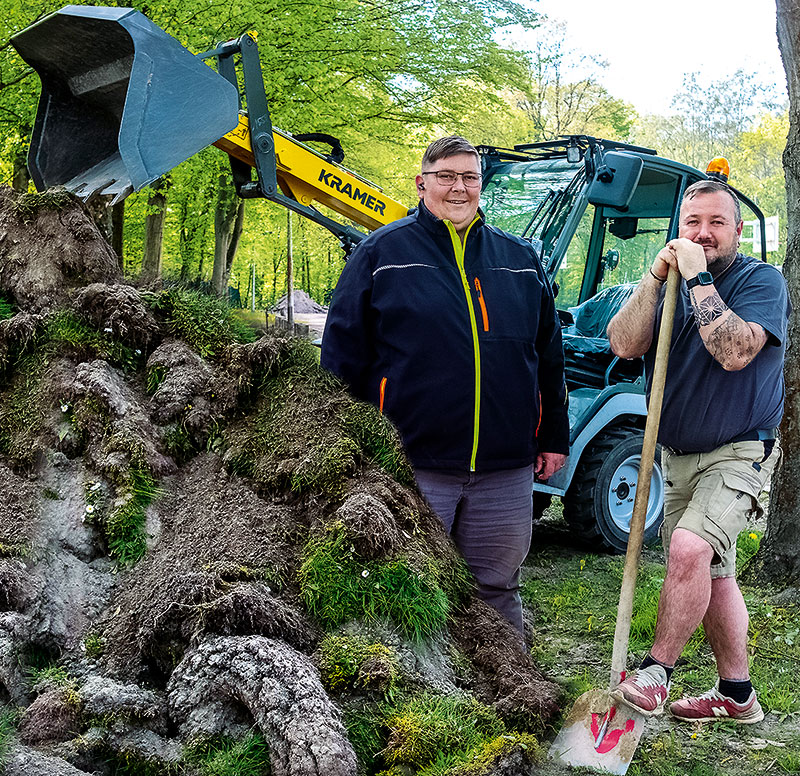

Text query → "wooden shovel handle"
[609,267,680,688]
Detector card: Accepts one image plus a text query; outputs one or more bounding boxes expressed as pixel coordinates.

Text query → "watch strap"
[686,271,714,290]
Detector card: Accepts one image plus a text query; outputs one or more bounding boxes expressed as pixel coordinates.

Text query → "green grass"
[0,297,14,320]
[152,288,259,358]
[26,663,70,688]
[344,701,392,774]
[104,463,160,566]
[223,337,412,496]
[0,351,48,466]
[300,527,451,641]
[0,310,141,468]
[184,731,271,776]
[45,311,139,370]
[12,189,72,221]
[523,531,800,776]
[0,709,17,768]
[381,694,505,772]
[319,634,401,697]
[83,633,105,660]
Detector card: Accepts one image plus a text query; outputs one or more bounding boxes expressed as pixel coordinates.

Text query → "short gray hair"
[682,180,741,224]
[421,136,479,167]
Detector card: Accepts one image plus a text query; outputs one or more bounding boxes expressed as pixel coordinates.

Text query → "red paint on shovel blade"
[591,707,636,754]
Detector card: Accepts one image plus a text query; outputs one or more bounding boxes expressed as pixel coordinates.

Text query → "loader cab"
[478,137,768,552]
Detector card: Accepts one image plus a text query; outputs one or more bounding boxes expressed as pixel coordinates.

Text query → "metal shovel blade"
[549,688,645,775]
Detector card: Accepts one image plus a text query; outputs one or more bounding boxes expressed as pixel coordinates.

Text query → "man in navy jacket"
[321,136,569,635]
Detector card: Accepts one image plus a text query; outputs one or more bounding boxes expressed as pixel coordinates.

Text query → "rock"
[4,743,95,776]
[19,686,83,744]
[80,675,160,719]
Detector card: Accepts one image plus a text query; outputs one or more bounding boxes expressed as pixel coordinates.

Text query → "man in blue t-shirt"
[606,180,789,724]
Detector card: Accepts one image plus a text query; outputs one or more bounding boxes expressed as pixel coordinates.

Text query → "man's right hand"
[665,238,707,280]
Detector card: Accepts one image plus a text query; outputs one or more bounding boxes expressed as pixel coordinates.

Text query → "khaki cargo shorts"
[660,439,780,578]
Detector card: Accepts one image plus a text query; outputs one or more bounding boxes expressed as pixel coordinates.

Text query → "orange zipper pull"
[379,376,387,413]
[474,277,489,332]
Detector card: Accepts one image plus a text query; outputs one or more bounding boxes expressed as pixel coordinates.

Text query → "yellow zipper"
[445,217,481,471]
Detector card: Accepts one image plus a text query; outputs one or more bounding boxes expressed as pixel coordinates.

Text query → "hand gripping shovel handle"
[609,267,680,688]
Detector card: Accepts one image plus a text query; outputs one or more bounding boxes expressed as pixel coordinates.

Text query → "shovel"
[549,267,680,774]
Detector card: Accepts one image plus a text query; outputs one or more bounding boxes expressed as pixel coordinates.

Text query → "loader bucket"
[12,5,239,202]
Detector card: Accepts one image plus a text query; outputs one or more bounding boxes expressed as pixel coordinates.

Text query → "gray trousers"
[414,466,534,635]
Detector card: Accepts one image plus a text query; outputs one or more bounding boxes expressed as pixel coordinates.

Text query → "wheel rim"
[606,453,663,534]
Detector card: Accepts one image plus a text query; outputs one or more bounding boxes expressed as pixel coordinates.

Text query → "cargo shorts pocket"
[700,470,758,557]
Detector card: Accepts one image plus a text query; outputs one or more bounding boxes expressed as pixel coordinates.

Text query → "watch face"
[686,271,714,289]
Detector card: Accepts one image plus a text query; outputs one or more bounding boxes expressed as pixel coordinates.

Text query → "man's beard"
[705,247,738,276]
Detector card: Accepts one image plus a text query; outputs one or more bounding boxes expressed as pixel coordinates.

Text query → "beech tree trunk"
[11,141,30,194]
[111,202,125,268]
[141,177,171,279]
[754,0,800,583]
[211,175,245,298]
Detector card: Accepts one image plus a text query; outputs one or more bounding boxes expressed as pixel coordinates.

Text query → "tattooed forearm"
[690,289,728,327]
[704,315,741,365]
[701,305,766,370]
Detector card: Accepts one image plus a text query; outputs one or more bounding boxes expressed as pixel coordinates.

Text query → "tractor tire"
[532,491,552,522]
[563,425,664,553]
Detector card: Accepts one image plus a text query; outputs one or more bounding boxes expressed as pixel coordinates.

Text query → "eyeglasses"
[421,170,482,188]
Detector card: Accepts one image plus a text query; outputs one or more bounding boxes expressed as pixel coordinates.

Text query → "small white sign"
[743,215,779,253]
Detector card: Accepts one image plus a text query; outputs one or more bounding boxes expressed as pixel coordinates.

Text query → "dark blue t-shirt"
[645,254,789,453]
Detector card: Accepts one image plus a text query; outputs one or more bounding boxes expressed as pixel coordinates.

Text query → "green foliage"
[0,708,19,768]
[45,311,139,370]
[300,528,450,640]
[0,296,14,320]
[162,423,199,465]
[432,733,541,776]
[104,463,160,566]
[518,23,636,143]
[151,288,259,358]
[736,529,763,573]
[381,694,504,771]
[0,541,27,557]
[184,732,271,776]
[0,351,47,466]
[83,633,105,660]
[147,364,168,395]
[319,634,401,696]
[342,403,414,486]
[27,663,69,688]
[775,737,800,774]
[344,702,392,775]
[102,750,183,776]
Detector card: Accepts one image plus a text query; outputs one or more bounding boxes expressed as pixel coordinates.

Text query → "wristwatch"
[686,271,714,289]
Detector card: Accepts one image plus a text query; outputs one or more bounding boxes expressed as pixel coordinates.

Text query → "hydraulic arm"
[11,5,409,253]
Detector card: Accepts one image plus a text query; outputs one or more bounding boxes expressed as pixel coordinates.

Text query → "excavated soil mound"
[0,188,560,776]
[270,289,327,315]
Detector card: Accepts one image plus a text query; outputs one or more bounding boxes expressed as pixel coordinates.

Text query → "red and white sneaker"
[669,684,764,724]
[609,664,670,716]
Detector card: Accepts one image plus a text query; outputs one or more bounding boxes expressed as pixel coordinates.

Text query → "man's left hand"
[535,452,567,480]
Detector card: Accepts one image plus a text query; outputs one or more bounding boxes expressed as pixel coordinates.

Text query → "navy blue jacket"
[321,201,569,471]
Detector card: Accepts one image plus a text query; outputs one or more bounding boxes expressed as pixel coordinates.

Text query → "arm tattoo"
[690,288,728,327]
[705,314,741,364]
